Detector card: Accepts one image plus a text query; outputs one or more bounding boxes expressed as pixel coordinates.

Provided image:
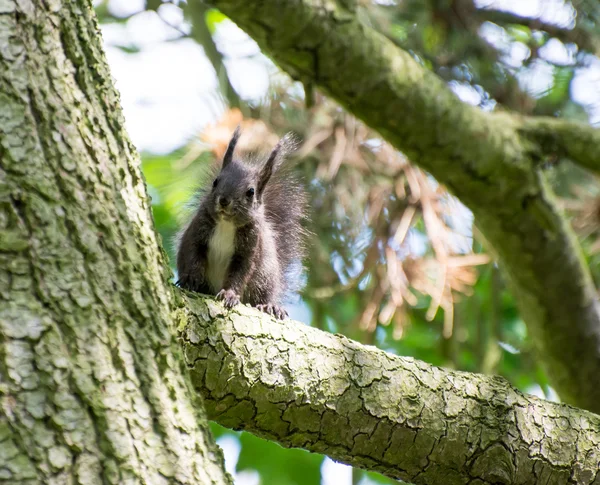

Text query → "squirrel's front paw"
[257,303,288,320]
[216,289,241,308]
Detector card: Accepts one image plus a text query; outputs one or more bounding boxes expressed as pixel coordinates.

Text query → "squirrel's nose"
[219,196,231,208]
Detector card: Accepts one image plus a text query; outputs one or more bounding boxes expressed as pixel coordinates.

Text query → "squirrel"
[175,127,308,319]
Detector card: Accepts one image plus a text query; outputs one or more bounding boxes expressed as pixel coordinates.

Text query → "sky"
[96,1,599,483]
[100,0,272,153]
[100,0,600,155]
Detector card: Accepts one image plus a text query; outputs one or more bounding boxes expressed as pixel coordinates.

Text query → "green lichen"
[180,292,600,485]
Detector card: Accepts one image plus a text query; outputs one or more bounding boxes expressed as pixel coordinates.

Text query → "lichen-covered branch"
[179,295,600,485]
[520,117,600,173]
[0,1,230,483]
[204,0,600,413]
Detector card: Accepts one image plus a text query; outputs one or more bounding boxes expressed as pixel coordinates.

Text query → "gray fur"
[176,129,309,319]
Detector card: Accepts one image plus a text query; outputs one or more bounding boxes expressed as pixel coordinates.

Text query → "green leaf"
[112,44,141,54]
[507,25,531,44]
[205,8,228,34]
[537,66,574,108]
[210,422,233,440]
[237,431,323,485]
[365,469,404,483]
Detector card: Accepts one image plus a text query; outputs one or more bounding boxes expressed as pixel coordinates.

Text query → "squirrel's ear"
[257,137,284,198]
[222,126,241,169]
[258,133,296,198]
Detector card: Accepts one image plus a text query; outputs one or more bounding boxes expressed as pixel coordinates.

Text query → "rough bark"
[519,117,600,174]
[203,0,600,413]
[0,1,230,483]
[179,295,600,485]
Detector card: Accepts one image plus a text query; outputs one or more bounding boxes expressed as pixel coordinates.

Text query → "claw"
[216,289,240,308]
[256,303,288,320]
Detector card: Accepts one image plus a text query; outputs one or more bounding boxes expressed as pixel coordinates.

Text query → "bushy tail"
[263,145,310,298]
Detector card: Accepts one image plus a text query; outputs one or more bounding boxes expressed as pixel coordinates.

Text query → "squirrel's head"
[207,127,292,227]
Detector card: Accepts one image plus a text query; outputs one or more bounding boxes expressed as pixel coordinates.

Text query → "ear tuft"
[222,125,241,169]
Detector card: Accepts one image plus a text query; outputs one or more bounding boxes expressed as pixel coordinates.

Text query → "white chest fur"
[206,220,236,291]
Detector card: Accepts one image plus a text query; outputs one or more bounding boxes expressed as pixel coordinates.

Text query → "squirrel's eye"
[246,188,255,198]
[212,178,219,188]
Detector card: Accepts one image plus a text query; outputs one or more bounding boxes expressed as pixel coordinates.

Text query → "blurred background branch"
[185,2,243,109]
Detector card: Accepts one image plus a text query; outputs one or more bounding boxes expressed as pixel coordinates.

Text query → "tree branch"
[474,7,600,56]
[203,0,600,413]
[185,2,242,109]
[179,295,600,485]
[520,117,600,173]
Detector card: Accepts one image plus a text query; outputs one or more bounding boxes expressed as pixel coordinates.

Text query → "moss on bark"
[0,1,231,483]
[180,295,600,485]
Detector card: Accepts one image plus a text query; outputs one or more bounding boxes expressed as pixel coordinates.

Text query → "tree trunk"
[0,1,230,483]
[3,1,600,485]
[203,0,600,413]
[180,296,600,485]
